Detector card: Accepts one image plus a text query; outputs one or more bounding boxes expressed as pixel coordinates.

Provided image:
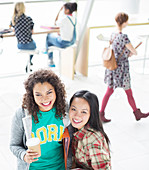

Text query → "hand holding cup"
[24,149,40,163]
[25,137,41,163]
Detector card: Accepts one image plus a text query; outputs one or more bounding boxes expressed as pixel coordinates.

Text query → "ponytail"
[64,2,77,14]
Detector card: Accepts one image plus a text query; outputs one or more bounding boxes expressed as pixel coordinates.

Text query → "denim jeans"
[17,40,36,63]
[46,33,76,60]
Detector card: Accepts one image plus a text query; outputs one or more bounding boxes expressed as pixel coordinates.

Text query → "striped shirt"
[72,126,111,170]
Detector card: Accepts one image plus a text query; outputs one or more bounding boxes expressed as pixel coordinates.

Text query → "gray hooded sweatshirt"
[10,107,73,170]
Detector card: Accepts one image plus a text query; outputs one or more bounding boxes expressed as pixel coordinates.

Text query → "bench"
[48,44,77,80]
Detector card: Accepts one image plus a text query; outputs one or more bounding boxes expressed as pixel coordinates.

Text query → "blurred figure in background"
[100,12,149,123]
[10,2,36,72]
[45,2,77,67]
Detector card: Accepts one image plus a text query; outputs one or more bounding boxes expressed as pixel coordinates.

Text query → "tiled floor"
[0,47,149,170]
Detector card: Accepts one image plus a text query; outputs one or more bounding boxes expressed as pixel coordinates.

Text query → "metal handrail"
[89,22,149,74]
[89,22,149,30]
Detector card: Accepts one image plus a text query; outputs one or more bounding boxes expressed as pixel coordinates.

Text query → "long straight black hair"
[69,90,110,145]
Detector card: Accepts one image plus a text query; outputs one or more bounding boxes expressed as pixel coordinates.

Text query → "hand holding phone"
[129,42,142,57]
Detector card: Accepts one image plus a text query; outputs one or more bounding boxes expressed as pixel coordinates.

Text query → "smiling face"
[69,97,90,130]
[33,82,56,112]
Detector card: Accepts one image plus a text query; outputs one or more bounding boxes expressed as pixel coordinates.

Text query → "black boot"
[25,65,32,73]
[133,109,149,121]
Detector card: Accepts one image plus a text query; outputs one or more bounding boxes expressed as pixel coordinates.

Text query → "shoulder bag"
[102,34,125,70]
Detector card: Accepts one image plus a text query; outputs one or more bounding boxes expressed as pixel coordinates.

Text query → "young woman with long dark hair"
[69,90,111,169]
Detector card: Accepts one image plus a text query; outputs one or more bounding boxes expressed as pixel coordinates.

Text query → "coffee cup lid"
[26,137,40,146]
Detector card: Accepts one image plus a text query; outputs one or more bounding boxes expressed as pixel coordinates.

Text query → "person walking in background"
[100,12,149,123]
[10,2,36,72]
[69,90,111,169]
[45,2,77,67]
[10,69,72,170]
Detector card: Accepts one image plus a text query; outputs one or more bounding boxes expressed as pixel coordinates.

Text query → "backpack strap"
[67,16,77,44]
[67,16,77,27]
[109,33,118,44]
[110,33,126,61]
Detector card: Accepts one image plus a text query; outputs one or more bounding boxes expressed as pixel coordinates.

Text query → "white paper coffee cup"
[26,137,41,156]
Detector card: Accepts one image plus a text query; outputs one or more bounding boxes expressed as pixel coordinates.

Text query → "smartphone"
[135,42,142,49]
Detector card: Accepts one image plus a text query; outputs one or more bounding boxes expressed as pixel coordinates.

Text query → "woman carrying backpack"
[100,12,149,123]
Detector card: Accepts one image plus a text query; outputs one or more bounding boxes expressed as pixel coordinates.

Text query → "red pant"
[100,87,137,112]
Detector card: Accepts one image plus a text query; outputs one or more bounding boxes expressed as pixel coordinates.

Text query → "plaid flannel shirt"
[72,126,111,170]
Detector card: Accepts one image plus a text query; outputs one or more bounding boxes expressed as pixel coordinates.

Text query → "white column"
[76,0,95,60]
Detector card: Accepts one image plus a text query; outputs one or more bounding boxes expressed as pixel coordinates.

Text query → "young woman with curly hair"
[10,69,72,170]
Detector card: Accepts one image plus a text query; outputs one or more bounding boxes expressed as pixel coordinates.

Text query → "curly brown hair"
[115,12,129,27]
[22,69,66,123]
